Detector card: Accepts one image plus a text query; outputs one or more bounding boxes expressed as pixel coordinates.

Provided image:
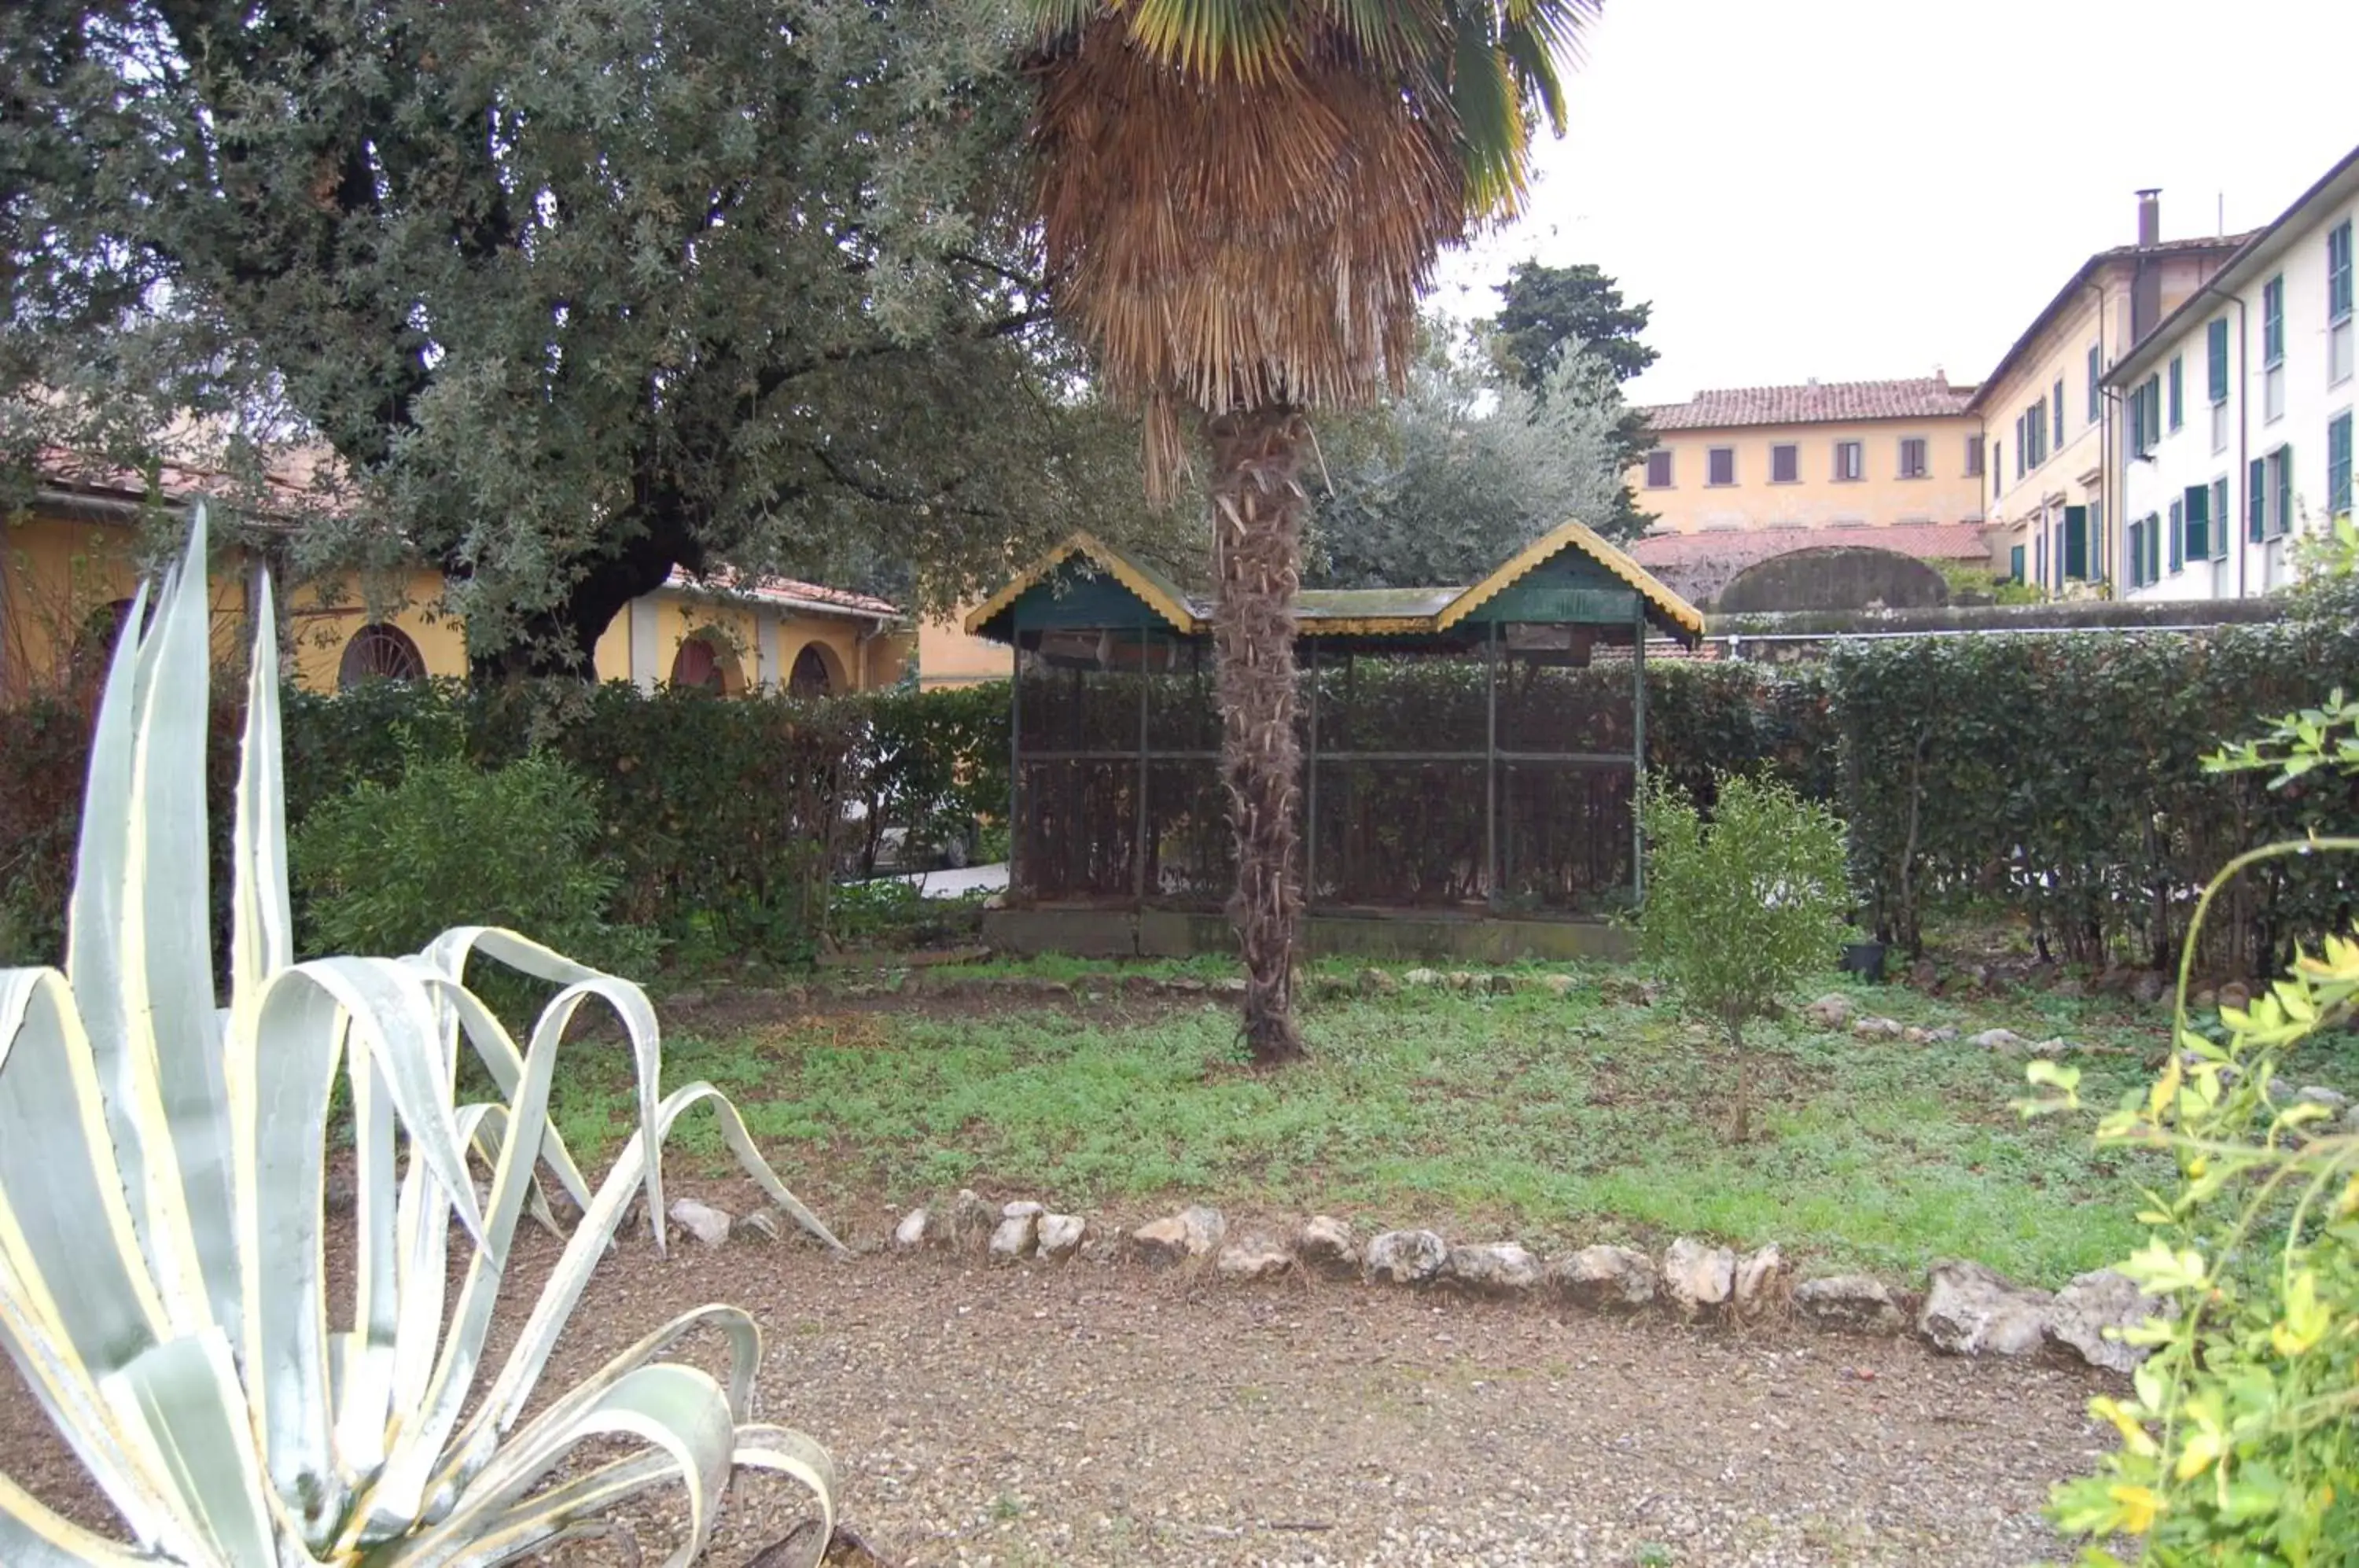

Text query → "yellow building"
[3,468,909,703]
[1632,374,1986,539]
[1970,190,2250,591]
[914,613,1012,689]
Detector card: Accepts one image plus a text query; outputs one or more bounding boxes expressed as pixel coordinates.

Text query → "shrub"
[292,745,658,992]
[1639,772,1849,1140]
[0,507,840,1566]
[2028,522,2359,1563]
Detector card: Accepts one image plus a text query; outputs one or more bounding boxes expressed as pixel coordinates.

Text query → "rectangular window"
[2144,375,2163,450]
[2332,220,2354,322]
[2207,318,2231,403]
[2168,355,2184,432]
[2053,379,2066,447]
[2211,476,2231,559]
[2250,457,2268,543]
[1707,447,1735,486]
[1899,436,1928,478]
[2063,503,2089,580]
[2008,543,2026,582]
[2184,484,2210,561]
[2035,530,2047,585]
[2127,517,2147,589]
[2088,344,2103,425]
[1965,436,1984,477]
[2264,275,2285,366]
[2147,513,2162,586]
[1770,443,1798,483]
[2335,220,2356,386]
[2331,411,2353,519]
[2275,444,2294,538]
[2169,498,2184,574]
[1645,450,1673,488]
[2130,382,2152,458]
[2014,414,2027,477]
[1835,440,1863,481]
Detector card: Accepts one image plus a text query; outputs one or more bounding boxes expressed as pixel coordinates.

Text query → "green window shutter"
[2052,380,2065,447]
[2088,345,2101,424]
[2212,477,2230,558]
[2250,458,2268,542]
[2332,221,2354,323]
[2265,277,2285,365]
[2167,357,2184,431]
[2064,504,2089,579]
[2184,483,2210,560]
[2277,446,2294,537]
[2169,499,2184,572]
[2009,543,2026,582]
[2330,413,2353,518]
[2207,318,2230,402]
[2125,521,2140,587]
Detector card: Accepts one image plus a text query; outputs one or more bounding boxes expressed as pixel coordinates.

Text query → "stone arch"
[1715,547,1952,614]
[337,622,428,688]
[786,639,847,698]
[669,630,746,694]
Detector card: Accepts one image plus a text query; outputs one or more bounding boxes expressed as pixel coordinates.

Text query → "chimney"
[2131,188,2165,343]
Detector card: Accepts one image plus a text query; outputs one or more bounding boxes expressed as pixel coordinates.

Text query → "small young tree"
[1639,774,1850,1141]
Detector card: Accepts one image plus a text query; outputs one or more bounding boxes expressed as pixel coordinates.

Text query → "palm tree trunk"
[1205,403,1309,1065]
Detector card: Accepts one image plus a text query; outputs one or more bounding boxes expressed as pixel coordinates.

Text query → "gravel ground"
[0,1202,2114,1568]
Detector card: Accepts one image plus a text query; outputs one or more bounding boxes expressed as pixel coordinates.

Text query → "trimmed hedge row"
[5,617,2353,976]
[0,677,1008,969]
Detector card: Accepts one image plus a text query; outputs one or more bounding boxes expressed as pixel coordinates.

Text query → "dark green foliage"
[848,682,1013,876]
[1640,773,1849,1139]
[1831,620,2359,971]
[1,0,1152,672]
[1489,261,1661,538]
[291,749,657,989]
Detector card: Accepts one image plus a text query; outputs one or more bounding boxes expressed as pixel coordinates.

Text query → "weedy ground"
[532,957,2357,1286]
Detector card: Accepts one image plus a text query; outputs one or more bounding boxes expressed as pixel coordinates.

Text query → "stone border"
[670,1187,2162,1377]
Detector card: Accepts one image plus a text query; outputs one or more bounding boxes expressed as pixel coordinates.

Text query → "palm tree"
[1025,0,1599,1062]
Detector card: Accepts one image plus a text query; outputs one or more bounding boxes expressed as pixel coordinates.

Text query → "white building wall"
[2121,185,2357,602]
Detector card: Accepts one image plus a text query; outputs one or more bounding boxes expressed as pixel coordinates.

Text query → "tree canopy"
[1490,260,1659,536]
[2,0,1159,675]
[1307,320,1628,588]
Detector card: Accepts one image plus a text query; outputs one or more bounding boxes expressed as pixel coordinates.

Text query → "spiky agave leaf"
[0,505,840,1568]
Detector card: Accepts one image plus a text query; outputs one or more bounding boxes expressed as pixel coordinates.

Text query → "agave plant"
[0,506,838,1566]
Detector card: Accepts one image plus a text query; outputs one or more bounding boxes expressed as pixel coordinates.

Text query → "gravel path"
[526,1217,2110,1568]
[0,1209,2112,1568]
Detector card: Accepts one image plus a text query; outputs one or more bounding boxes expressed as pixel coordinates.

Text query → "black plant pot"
[1839,940,1887,983]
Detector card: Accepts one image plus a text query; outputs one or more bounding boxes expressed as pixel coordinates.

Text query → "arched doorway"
[337,623,428,688]
[668,632,745,694]
[788,643,837,698]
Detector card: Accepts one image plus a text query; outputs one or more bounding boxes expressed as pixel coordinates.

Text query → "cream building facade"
[2108,143,2357,601]
[1971,192,2249,591]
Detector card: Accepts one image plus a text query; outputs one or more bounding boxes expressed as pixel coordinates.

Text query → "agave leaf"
[384,1363,738,1568]
[228,570,296,1018]
[0,1470,174,1568]
[474,1081,845,1452]
[410,1423,837,1568]
[418,927,661,1242]
[101,1330,274,1566]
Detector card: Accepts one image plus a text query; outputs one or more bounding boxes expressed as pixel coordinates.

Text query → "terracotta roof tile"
[1642,376,1974,432]
[664,568,900,620]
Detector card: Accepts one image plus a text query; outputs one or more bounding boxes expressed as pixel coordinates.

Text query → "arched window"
[337,623,427,689]
[788,644,834,698]
[668,633,743,694]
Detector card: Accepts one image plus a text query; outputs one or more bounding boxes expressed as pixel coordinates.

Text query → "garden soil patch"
[0,1201,2114,1567]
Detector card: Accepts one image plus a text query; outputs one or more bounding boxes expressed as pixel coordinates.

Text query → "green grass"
[548,966,2359,1286]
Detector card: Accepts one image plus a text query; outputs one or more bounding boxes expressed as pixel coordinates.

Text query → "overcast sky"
[1433,0,2359,407]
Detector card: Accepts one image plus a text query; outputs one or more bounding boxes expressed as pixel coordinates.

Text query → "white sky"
[1433,0,2359,406]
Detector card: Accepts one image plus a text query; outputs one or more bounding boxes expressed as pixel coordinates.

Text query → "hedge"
[0,676,1007,970]
[5,617,2354,977]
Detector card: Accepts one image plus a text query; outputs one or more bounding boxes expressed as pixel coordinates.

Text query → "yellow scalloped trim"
[962,533,1201,639]
[1433,518,1703,639]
